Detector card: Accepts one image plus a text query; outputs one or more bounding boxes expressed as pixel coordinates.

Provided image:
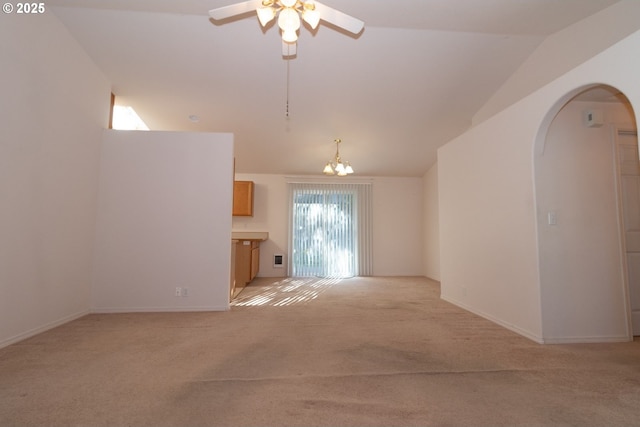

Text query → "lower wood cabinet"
[250,245,260,281]
[230,240,237,299]
[233,240,260,297]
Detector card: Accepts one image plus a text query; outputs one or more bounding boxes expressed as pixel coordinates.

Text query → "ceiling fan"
[209,0,364,57]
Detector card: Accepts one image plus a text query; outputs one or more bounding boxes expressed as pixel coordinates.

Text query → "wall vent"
[583,109,604,127]
[273,254,284,268]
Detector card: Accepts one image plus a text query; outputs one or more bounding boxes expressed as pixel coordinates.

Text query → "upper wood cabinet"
[233,181,254,216]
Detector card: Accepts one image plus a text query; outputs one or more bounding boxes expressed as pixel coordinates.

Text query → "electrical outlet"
[175,287,182,297]
[181,288,189,297]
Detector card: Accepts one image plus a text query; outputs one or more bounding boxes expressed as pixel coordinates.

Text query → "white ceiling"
[48,0,619,176]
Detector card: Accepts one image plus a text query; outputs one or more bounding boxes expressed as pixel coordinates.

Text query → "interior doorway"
[615,129,640,335]
[535,84,637,343]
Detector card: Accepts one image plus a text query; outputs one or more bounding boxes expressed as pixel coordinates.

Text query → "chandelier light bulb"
[345,162,354,174]
[323,162,335,175]
[280,0,297,7]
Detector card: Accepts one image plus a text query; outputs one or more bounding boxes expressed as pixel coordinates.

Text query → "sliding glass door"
[288,182,372,278]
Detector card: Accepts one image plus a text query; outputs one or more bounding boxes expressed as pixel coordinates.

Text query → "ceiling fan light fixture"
[301,2,320,29]
[302,8,319,29]
[257,6,276,26]
[281,28,298,43]
[209,1,364,58]
[278,7,301,32]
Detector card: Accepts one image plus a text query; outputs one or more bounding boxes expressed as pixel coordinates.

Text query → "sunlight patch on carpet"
[232,277,342,307]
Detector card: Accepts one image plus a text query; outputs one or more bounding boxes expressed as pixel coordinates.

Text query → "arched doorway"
[534,84,638,343]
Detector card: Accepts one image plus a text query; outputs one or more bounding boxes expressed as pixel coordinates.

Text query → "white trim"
[91,306,229,313]
[612,125,639,340]
[285,175,374,184]
[0,310,90,349]
[541,335,631,344]
[441,294,544,344]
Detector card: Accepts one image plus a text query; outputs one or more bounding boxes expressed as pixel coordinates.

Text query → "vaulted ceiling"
[48,0,619,176]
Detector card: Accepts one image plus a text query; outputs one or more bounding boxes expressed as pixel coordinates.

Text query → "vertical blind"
[288,182,372,278]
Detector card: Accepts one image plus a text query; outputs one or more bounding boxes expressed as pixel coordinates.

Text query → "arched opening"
[534,84,638,343]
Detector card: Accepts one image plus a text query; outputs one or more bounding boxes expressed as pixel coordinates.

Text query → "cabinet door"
[230,240,237,299]
[250,246,260,280]
[234,241,252,288]
[233,181,254,216]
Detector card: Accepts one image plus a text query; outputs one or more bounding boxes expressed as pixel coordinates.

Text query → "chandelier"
[323,138,354,176]
[257,0,320,44]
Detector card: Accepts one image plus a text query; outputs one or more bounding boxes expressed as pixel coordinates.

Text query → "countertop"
[231,231,269,241]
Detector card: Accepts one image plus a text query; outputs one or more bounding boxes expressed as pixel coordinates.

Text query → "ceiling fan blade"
[312,1,364,35]
[209,0,262,21]
[282,41,297,57]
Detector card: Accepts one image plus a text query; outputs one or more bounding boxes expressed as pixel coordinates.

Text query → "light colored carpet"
[1,276,639,426]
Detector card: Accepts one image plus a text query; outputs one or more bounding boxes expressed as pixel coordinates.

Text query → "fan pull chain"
[285,56,290,118]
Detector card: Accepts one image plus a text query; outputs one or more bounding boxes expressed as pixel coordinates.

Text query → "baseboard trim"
[540,335,631,344]
[0,310,90,349]
[441,294,544,344]
[441,294,633,344]
[91,305,230,313]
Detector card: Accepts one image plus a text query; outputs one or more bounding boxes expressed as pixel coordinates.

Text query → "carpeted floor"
[1,276,639,426]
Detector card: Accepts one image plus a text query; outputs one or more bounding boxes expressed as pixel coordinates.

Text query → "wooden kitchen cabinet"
[233,181,254,216]
[233,240,261,296]
[250,245,260,280]
[230,240,238,299]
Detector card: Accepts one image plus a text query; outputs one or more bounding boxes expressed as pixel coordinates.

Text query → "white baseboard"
[91,305,230,313]
[540,335,631,344]
[441,294,544,343]
[0,310,90,349]
[441,294,633,344]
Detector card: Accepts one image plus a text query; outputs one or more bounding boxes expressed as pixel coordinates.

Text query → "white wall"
[438,23,640,343]
[233,174,424,277]
[536,100,635,342]
[92,131,234,312]
[473,0,640,125]
[0,13,110,347]
[372,177,423,276]
[423,164,440,281]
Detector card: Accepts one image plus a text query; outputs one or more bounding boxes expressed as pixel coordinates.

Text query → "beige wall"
[372,177,424,275]
[0,13,110,347]
[438,24,640,343]
[422,164,440,281]
[536,100,635,342]
[473,1,640,125]
[93,131,234,312]
[233,174,424,277]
